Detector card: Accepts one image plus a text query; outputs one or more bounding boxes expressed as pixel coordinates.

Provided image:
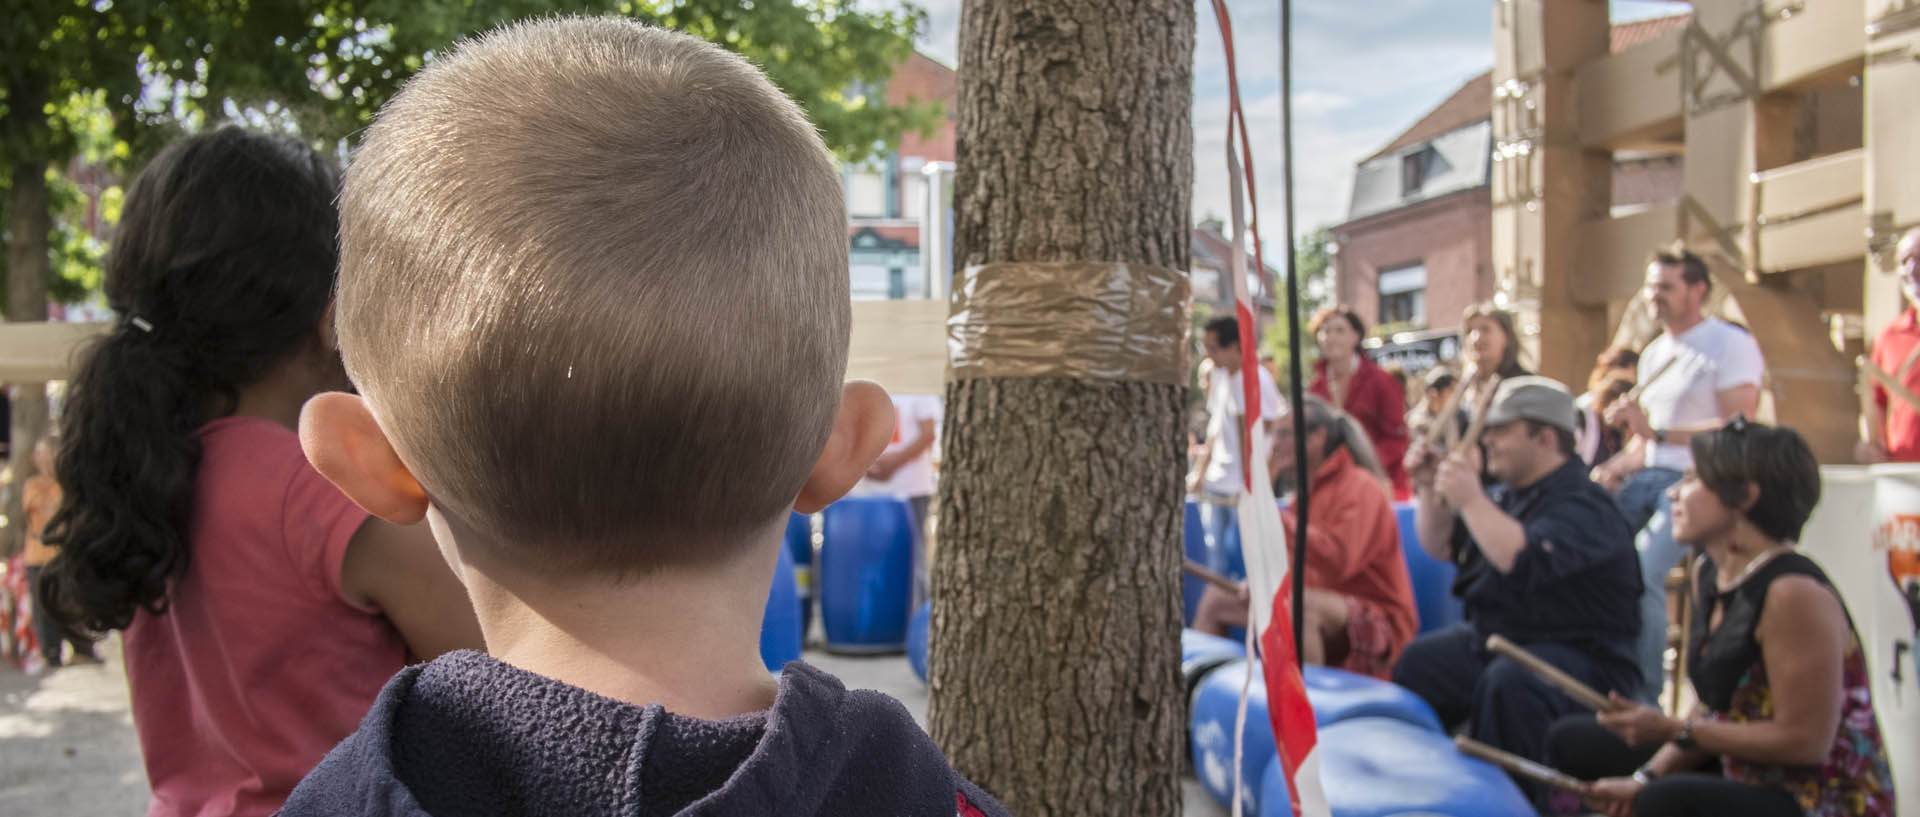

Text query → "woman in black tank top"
[1546,419,1893,817]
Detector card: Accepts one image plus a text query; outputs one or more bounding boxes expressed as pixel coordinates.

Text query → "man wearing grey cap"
[1396,376,1643,803]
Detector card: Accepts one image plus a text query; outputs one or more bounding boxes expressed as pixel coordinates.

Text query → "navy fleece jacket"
[278,651,1009,817]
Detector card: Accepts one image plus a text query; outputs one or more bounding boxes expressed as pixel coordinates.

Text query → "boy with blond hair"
[283,17,1008,817]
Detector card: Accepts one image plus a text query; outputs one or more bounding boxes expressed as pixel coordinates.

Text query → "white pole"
[921,161,955,300]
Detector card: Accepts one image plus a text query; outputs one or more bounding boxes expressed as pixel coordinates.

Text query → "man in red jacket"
[1194,396,1419,679]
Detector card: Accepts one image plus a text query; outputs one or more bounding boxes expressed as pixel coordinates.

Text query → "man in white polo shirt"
[1187,315,1284,576]
[1593,244,1765,699]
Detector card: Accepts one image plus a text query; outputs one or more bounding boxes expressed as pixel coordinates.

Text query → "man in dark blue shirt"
[1396,376,1642,799]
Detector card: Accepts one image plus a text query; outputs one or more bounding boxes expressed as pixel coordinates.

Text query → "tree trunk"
[6,156,53,555]
[930,3,1192,816]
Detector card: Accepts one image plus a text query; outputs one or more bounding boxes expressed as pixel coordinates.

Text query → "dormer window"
[1400,147,1432,197]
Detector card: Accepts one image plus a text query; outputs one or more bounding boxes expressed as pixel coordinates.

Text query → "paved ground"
[0,635,146,816]
[0,637,1227,816]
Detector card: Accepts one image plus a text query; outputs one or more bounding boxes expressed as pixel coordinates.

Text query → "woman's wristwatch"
[1674,715,1699,751]
[1631,764,1656,785]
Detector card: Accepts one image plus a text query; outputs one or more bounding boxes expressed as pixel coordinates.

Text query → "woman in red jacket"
[1308,305,1411,499]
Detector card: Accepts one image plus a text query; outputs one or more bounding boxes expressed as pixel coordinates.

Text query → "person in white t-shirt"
[856,393,941,602]
[1186,316,1285,576]
[1592,244,1765,699]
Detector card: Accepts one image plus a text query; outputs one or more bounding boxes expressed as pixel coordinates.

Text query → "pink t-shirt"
[125,416,406,817]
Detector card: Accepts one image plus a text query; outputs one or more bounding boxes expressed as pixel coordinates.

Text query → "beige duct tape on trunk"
[948,261,1191,385]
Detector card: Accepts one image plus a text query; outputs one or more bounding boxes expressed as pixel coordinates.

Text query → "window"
[1378,263,1427,327]
[902,172,926,220]
[847,167,887,218]
[1400,148,1430,196]
[850,264,892,300]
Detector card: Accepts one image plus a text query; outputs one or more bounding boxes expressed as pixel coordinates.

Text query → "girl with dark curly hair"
[37,127,480,817]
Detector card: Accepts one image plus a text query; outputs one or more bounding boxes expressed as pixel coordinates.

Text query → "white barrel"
[1804,465,1920,817]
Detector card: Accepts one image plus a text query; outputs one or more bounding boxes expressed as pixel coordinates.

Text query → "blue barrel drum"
[819,496,916,652]
[758,542,803,671]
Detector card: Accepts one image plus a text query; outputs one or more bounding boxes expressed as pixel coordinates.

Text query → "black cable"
[1279,0,1309,668]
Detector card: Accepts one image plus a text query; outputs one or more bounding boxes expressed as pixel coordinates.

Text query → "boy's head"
[305,17,889,576]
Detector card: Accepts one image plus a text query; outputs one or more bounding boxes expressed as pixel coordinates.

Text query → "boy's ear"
[795,380,896,513]
[300,392,430,524]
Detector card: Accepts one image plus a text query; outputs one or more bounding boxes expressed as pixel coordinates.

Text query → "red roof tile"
[1611,13,1690,53]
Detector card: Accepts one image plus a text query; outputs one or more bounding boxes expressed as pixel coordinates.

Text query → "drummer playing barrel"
[1397,377,1643,805]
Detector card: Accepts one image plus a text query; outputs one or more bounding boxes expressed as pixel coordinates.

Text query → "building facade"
[845,52,957,300]
[1333,15,1690,370]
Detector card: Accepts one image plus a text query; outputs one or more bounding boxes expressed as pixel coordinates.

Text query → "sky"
[884,0,1690,237]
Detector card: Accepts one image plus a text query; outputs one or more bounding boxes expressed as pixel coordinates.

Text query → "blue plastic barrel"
[1183,501,1208,624]
[1316,716,1534,817]
[1181,628,1248,697]
[1301,664,1442,731]
[907,601,931,683]
[1394,501,1464,633]
[1189,659,1278,815]
[1256,760,1294,817]
[759,543,803,671]
[785,512,814,637]
[819,497,916,652]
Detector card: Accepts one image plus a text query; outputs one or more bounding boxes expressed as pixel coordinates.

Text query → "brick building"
[845,52,957,300]
[1191,218,1279,320]
[1334,14,1689,371]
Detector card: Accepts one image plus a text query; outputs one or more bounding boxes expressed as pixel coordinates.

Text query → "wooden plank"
[847,299,948,395]
[1754,149,1866,223]
[1759,207,1866,275]
[1683,104,1756,247]
[1864,30,1920,335]
[1573,201,1681,307]
[1575,27,1686,149]
[1761,0,1866,92]
[0,321,107,382]
[2,306,949,394]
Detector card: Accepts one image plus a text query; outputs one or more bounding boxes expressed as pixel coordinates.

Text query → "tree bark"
[6,156,52,555]
[931,3,1192,816]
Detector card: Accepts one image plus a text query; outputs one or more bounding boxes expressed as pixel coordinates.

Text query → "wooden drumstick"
[1449,376,1503,458]
[1421,370,1474,450]
[1454,736,1588,793]
[1183,559,1242,594]
[1860,356,1920,414]
[1485,634,1612,711]
[1858,356,1888,448]
[1624,356,1677,403]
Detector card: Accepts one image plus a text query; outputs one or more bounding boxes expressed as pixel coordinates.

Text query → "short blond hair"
[337,17,849,573]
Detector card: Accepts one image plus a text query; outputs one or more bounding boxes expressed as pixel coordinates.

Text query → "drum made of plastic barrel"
[1394,501,1464,633]
[907,601,931,683]
[1301,664,1442,732]
[1184,501,1208,624]
[1256,760,1293,817]
[1316,716,1533,817]
[819,497,915,652]
[1181,628,1248,698]
[759,543,803,671]
[785,512,815,637]
[1190,659,1278,815]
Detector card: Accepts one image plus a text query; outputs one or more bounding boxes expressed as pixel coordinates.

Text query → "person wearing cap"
[1396,376,1644,802]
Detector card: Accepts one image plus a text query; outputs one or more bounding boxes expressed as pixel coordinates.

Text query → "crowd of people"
[1190,233,1912,813]
[0,12,1912,817]
[1184,238,1912,816]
